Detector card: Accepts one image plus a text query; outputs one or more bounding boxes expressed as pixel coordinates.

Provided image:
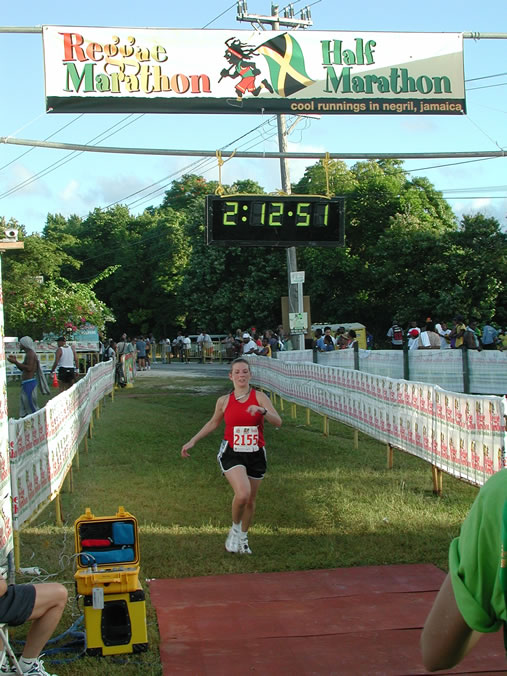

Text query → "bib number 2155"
[233,426,259,452]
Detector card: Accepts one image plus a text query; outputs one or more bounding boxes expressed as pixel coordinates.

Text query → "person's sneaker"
[0,657,23,675]
[238,536,252,554]
[15,658,58,676]
[225,527,239,553]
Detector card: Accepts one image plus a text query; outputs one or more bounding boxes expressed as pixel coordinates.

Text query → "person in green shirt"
[421,468,507,670]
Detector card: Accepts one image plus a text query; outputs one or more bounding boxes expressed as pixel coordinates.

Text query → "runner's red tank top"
[224,389,265,448]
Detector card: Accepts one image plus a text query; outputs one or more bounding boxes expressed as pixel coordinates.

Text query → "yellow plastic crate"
[74,506,140,596]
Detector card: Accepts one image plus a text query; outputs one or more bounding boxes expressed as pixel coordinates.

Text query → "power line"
[201,2,237,28]
[104,116,279,209]
[465,71,507,82]
[0,115,143,200]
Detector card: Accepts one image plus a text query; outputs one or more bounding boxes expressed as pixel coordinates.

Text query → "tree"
[2,234,114,338]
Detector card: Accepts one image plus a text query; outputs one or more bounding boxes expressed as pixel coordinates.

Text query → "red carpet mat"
[150,564,505,675]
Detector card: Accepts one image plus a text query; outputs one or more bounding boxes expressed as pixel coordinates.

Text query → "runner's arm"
[247,391,282,427]
[181,396,226,457]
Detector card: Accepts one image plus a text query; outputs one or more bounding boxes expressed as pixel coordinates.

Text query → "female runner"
[181,358,282,554]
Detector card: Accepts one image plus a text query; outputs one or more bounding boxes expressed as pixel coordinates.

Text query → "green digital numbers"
[296,202,311,226]
[314,203,329,227]
[268,202,283,226]
[250,202,266,225]
[223,201,238,226]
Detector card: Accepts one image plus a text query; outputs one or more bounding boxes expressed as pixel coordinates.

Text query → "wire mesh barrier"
[275,347,507,395]
[248,355,506,489]
[7,361,115,569]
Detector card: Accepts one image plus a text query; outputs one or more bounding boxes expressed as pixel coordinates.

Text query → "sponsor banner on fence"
[9,361,114,529]
[42,27,465,115]
[0,256,13,562]
[278,348,506,395]
[249,356,506,487]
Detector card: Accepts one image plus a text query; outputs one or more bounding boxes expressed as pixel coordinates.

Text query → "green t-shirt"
[449,468,507,633]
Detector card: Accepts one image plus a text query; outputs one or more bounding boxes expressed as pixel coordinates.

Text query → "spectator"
[435,321,451,349]
[450,315,466,349]
[480,321,498,350]
[418,322,441,349]
[144,337,152,369]
[241,333,257,356]
[257,337,272,357]
[196,330,213,363]
[421,468,506,671]
[407,321,421,350]
[182,333,191,363]
[321,334,335,352]
[135,336,146,371]
[323,326,336,347]
[8,337,49,417]
[313,328,323,350]
[221,333,236,360]
[335,327,349,349]
[172,331,184,361]
[50,336,78,393]
[463,320,481,350]
[265,330,279,355]
[387,320,404,349]
[346,329,358,349]
[0,577,68,676]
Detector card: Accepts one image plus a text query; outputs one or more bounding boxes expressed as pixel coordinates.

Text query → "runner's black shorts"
[217,441,267,480]
[0,584,36,626]
[58,367,75,383]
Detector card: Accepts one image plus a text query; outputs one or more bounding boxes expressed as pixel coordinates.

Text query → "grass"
[7,371,480,675]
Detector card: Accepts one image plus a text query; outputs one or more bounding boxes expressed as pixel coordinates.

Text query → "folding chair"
[0,623,23,675]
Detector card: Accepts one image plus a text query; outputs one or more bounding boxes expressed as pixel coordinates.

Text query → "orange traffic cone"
[52,371,58,388]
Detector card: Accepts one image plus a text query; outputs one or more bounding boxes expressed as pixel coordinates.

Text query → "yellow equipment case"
[74,506,148,656]
[74,506,140,596]
[83,584,148,656]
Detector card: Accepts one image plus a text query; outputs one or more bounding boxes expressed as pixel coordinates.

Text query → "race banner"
[42,27,465,115]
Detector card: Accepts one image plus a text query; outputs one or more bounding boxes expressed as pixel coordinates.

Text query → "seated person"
[321,335,335,352]
[421,468,506,671]
[0,578,67,675]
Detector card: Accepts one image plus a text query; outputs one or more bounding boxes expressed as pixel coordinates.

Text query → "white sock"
[19,657,37,670]
[232,522,241,533]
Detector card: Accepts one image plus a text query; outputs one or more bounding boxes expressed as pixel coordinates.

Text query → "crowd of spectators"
[313,326,361,351]
[386,316,506,351]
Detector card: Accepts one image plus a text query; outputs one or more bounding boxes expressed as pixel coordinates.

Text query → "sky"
[0,0,506,234]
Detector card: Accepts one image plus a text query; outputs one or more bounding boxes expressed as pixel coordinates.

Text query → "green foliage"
[2,234,114,338]
[5,161,504,341]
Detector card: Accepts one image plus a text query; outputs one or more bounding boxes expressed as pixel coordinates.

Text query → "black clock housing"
[206,194,345,247]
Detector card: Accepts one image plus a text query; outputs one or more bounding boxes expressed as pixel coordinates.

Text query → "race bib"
[233,426,259,452]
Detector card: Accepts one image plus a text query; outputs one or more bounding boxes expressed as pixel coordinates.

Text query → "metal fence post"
[462,346,470,394]
[403,342,410,381]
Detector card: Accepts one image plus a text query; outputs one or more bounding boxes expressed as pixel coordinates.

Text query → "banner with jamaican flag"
[43,27,465,115]
[257,33,314,98]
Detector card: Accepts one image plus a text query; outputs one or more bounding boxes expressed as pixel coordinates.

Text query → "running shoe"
[3,657,58,675]
[225,527,239,553]
[238,536,252,554]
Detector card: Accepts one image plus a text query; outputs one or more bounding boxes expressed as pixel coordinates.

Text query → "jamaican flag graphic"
[258,33,314,97]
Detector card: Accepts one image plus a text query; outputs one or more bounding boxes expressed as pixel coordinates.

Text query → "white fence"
[276,348,507,395]
[8,361,114,532]
[249,355,506,488]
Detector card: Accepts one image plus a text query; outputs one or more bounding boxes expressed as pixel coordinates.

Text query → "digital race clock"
[206,195,345,247]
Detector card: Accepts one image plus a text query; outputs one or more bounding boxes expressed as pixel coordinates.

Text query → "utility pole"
[236,1,313,350]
